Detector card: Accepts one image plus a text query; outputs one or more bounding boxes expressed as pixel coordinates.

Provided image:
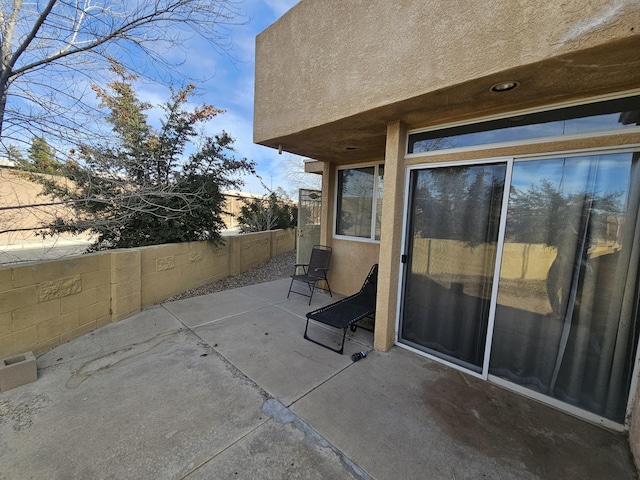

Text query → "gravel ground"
[165,250,296,302]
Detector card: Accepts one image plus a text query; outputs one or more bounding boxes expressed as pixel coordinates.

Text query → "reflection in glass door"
[400,163,506,373]
[399,152,640,424]
[489,153,640,423]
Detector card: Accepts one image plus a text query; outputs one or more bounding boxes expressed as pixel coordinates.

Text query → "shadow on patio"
[0,278,636,479]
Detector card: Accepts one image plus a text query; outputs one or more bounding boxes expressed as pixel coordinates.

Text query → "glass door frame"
[396,156,512,381]
[395,148,640,430]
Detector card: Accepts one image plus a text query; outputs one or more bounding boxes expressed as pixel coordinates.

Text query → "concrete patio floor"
[0,278,637,479]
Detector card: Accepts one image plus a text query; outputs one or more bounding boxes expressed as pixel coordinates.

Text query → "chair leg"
[353,314,375,332]
[287,277,295,299]
[304,317,347,354]
[324,278,332,298]
[338,327,346,354]
[288,278,317,303]
[308,281,316,305]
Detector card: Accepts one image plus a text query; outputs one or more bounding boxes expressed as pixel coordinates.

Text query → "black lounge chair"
[304,264,378,354]
[287,245,333,305]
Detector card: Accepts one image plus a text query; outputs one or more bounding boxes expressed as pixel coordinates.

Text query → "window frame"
[406,90,640,159]
[333,162,384,243]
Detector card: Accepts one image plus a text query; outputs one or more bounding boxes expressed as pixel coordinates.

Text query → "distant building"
[0,158,15,168]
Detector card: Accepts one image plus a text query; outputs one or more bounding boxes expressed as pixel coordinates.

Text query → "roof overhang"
[254,1,640,163]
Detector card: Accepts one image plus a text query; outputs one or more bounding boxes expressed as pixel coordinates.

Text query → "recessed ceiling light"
[490,81,520,93]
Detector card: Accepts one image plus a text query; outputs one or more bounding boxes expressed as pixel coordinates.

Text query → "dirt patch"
[0,394,52,431]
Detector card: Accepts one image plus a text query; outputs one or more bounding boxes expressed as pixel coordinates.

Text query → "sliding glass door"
[490,153,640,423]
[400,163,507,373]
[400,151,640,423]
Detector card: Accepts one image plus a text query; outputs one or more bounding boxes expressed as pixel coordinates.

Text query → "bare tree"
[0,0,245,153]
[280,154,322,197]
[236,188,297,233]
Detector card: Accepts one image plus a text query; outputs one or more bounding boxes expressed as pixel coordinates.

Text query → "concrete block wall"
[239,232,272,273]
[0,229,295,359]
[139,241,229,307]
[0,252,112,358]
[111,249,142,321]
[138,229,295,306]
[272,229,295,257]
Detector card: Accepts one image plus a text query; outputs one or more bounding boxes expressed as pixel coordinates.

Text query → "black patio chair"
[304,264,378,354]
[287,245,333,305]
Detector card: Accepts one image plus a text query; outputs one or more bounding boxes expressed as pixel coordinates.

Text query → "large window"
[401,92,640,425]
[335,164,384,241]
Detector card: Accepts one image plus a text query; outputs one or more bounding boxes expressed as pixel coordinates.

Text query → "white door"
[297,189,322,264]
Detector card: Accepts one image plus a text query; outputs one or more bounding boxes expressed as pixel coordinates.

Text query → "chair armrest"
[293,263,309,275]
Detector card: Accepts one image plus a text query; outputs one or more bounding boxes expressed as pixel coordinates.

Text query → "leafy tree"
[36,65,255,250]
[506,179,623,247]
[17,136,63,174]
[0,0,245,152]
[6,144,23,164]
[412,165,505,246]
[237,189,297,233]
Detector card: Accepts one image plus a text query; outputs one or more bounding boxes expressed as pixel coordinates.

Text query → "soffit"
[257,36,640,165]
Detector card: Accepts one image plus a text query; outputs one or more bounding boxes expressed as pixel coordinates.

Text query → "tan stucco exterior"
[255,0,640,163]
[254,0,640,344]
[374,121,406,352]
[254,0,640,460]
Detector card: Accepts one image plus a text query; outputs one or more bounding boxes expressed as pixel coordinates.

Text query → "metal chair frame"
[287,245,333,305]
[304,264,378,354]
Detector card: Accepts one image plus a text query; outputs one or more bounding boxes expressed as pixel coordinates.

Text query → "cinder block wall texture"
[0,229,295,358]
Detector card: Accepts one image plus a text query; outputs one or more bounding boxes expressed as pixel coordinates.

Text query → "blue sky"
[140,0,303,196]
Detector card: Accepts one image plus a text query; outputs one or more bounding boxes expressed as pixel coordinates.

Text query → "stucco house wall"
[255,0,640,163]
[253,0,640,463]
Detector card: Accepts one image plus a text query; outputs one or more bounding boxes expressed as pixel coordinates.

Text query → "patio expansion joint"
[235,287,291,307]
[177,399,373,480]
[177,415,273,480]
[261,398,374,480]
[161,293,275,329]
[188,307,266,329]
[161,304,272,396]
[272,302,306,320]
[161,302,374,479]
[287,355,358,409]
